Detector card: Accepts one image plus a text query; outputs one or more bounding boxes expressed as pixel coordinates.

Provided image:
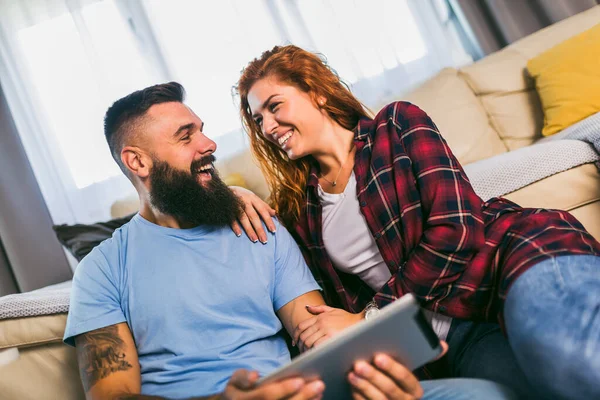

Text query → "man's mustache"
[191,155,216,173]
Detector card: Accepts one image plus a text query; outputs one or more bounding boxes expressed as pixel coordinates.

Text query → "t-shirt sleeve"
[272,219,321,311]
[63,247,126,346]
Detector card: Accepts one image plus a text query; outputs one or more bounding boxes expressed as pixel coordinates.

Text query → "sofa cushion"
[527,24,600,137]
[0,313,67,350]
[0,306,82,399]
[460,6,600,150]
[478,89,545,150]
[0,341,84,400]
[401,68,507,165]
[503,163,600,242]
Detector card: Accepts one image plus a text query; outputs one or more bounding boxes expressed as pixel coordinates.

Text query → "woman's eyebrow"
[252,94,279,118]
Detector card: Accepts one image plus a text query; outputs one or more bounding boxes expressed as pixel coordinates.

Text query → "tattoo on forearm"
[76,325,133,391]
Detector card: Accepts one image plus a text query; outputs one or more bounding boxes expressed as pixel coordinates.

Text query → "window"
[0,0,470,224]
[143,0,284,137]
[16,0,160,189]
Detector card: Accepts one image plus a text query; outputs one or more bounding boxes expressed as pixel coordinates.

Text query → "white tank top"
[319,172,452,340]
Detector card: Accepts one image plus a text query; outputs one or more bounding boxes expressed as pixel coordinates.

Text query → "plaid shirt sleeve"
[375,103,486,307]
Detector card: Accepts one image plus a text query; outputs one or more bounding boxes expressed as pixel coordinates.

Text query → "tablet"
[259,293,442,398]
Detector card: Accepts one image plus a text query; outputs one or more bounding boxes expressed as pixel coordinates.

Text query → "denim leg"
[421,378,517,400]
[504,255,600,399]
[446,319,535,397]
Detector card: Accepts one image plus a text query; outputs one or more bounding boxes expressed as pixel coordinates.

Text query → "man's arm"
[75,322,144,400]
[75,322,323,400]
[75,323,211,400]
[276,291,325,340]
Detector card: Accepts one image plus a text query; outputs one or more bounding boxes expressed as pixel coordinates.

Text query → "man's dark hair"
[103,82,186,176]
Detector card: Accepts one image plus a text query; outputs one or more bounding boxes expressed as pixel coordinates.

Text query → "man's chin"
[149,160,241,227]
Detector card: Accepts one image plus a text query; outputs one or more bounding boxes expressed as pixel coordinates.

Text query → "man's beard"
[148,155,242,228]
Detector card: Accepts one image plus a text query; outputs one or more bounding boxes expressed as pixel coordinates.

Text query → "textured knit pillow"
[527,23,600,136]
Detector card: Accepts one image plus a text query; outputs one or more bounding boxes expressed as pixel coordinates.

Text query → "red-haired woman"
[231,45,600,400]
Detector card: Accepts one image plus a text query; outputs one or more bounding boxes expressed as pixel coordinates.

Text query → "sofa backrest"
[460,5,600,152]
[402,5,600,165]
[401,68,508,165]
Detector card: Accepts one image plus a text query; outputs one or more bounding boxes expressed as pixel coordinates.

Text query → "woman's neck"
[313,122,355,175]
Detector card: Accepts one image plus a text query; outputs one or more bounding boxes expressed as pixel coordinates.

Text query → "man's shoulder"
[85,220,130,257]
[74,240,116,281]
[74,220,133,278]
[270,217,295,243]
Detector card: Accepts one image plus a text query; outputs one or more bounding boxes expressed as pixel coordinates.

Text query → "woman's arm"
[376,102,485,306]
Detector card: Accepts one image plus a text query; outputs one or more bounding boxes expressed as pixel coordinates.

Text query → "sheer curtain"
[0,0,163,224]
[0,0,471,225]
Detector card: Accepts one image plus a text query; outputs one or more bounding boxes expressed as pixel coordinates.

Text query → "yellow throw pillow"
[527,23,600,136]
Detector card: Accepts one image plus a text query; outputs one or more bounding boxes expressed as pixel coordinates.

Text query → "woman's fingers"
[229,186,276,242]
[238,212,259,243]
[311,336,330,349]
[305,305,333,315]
[293,317,318,346]
[242,204,268,243]
[252,199,277,233]
[230,220,243,237]
[297,323,320,351]
[299,327,327,353]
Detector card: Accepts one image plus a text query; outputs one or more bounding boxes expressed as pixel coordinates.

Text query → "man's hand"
[348,354,423,400]
[348,342,448,400]
[229,186,276,244]
[219,369,325,400]
[293,305,363,353]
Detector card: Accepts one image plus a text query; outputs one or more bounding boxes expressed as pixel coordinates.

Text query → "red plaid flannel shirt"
[291,101,600,325]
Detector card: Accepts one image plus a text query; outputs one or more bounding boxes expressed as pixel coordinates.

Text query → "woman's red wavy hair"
[236,45,369,228]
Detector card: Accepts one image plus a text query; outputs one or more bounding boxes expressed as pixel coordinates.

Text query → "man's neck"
[138,200,197,230]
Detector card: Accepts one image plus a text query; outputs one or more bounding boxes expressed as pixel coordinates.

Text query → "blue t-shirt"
[64,214,320,399]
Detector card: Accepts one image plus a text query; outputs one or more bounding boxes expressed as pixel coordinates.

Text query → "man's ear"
[121,146,151,179]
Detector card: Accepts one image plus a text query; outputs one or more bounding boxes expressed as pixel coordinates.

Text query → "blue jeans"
[505,255,600,399]
[421,378,516,399]
[446,319,535,397]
